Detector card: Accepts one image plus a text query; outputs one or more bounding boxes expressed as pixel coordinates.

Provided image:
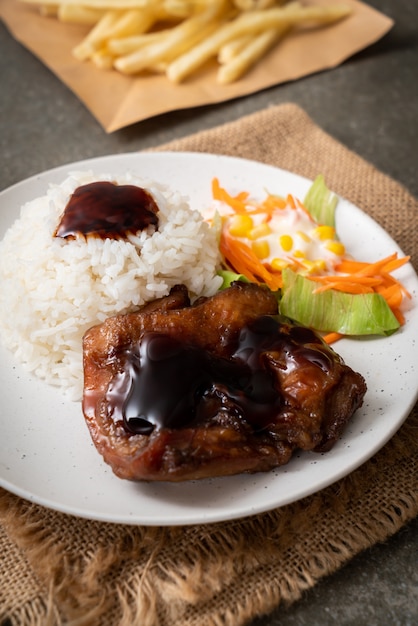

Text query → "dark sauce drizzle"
[106,315,335,436]
[54,181,159,240]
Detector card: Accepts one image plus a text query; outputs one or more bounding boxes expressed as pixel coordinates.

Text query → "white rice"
[0,170,223,399]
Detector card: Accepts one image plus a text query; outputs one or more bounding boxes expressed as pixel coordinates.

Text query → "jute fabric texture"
[1,103,417,626]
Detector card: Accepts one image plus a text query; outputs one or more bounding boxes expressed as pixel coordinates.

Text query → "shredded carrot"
[334,255,406,276]
[393,308,406,325]
[220,228,282,290]
[293,195,315,219]
[377,284,404,309]
[334,259,368,273]
[212,177,249,213]
[311,275,383,286]
[259,195,287,212]
[356,253,399,275]
[381,255,411,273]
[313,282,376,295]
[323,332,344,344]
[380,271,411,298]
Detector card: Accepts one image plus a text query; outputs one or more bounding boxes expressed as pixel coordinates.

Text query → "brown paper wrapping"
[0,0,393,132]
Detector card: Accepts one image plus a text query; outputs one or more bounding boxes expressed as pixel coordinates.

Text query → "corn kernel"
[301,260,317,274]
[325,241,345,256]
[303,259,326,273]
[248,223,272,240]
[271,257,289,271]
[280,234,293,252]
[314,259,327,272]
[228,214,253,237]
[293,249,305,258]
[252,239,270,259]
[313,225,335,241]
[296,230,311,243]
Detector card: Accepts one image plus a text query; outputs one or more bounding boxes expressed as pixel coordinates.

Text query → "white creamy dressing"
[207,197,345,275]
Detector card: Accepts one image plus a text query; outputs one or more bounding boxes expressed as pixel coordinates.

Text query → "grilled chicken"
[82,282,366,482]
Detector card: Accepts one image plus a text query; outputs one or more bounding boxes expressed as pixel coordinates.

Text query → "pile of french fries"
[20,0,352,84]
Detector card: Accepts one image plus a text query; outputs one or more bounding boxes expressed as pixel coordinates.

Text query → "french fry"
[22,0,155,7]
[91,46,115,69]
[114,0,230,74]
[233,0,282,9]
[73,7,156,60]
[218,34,253,64]
[57,4,106,24]
[19,0,354,84]
[218,24,290,83]
[109,7,157,37]
[162,0,210,18]
[114,20,222,74]
[39,4,58,17]
[108,30,170,56]
[218,0,297,80]
[167,3,351,82]
[72,10,120,61]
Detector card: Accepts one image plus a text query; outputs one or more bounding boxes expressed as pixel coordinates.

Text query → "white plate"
[1,152,417,526]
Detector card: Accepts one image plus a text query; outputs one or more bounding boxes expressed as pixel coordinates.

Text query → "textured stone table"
[1,1,417,624]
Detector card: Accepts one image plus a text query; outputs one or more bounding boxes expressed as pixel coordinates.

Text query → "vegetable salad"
[210,175,411,342]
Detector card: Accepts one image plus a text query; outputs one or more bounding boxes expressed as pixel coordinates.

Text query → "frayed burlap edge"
[1,103,417,626]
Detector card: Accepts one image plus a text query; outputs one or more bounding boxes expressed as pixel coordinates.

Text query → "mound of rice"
[0,170,223,399]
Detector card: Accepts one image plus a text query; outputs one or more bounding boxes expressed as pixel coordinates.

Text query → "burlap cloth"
[0,103,417,626]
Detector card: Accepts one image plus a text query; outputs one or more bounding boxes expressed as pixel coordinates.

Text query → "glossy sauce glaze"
[105,315,335,436]
[54,181,159,239]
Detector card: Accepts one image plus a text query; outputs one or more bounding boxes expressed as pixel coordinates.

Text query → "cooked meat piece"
[82,282,367,482]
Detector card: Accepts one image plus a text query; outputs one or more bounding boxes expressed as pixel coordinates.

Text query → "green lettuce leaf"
[218,270,250,289]
[303,174,338,228]
[280,269,400,336]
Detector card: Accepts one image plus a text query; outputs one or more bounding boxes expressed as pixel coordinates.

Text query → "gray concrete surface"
[1,0,417,624]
